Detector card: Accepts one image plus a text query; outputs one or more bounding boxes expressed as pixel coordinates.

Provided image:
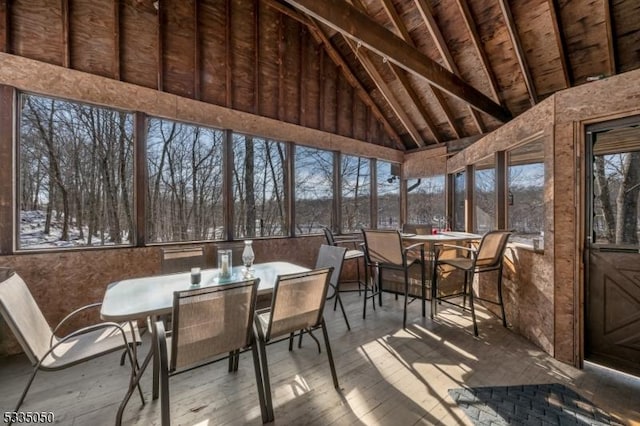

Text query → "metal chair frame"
[431,230,511,336]
[361,229,427,329]
[323,227,366,298]
[253,268,339,423]
[154,278,269,425]
[0,269,142,426]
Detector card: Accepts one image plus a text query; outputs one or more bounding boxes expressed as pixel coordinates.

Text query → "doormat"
[448,383,621,425]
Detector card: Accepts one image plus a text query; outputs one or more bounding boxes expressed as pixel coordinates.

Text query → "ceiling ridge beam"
[547,0,572,88]
[496,0,538,106]
[413,0,485,134]
[282,0,512,123]
[343,35,425,148]
[262,0,404,149]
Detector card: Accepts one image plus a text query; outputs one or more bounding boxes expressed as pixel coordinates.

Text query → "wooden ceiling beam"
[157,0,164,91]
[453,0,501,102]
[413,0,485,134]
[377,2,462,141]
[283,0,512,123]
[343,35,424,147]
[193,0,200,100]
[113,0,120,80]
[547,0,572,87]
[254,0,260,113]
[224,0,232,106]
[604,0,617,76]
[306,20,405,149]
[263,0,405,149]
[377,0,443,143]
[0,0,9,53]
[496,0,537,106]
[61,0,70,68]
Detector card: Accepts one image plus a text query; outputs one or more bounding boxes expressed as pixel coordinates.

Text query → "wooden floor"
[1,291,639,426]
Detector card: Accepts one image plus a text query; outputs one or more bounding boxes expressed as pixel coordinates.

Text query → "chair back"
[322,227,336,246]
[475,231,512,268]
[265,268,332,340]
[362,229,404,265]
[0,268,53,365]
[161,246,205,274]
[402,223,433,235]
[315,245,347,288]
[170,278,259,371]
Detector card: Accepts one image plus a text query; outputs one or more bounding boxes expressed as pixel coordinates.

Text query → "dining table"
[101,261,310,424]
[401,231,482,315]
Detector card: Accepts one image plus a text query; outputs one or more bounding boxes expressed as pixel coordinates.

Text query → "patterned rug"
[448,383,620,425]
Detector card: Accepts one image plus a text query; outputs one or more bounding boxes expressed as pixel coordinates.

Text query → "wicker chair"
[432,230,511,336]
[155,278,268,425]
[254,268,338,422]
[0,268,142,426]
[361,229,427,328]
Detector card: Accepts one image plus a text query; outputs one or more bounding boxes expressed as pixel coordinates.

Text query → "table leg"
[150,314,160,400]
[116,330,155,425]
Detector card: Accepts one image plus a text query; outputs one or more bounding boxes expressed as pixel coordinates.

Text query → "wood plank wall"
[0,0,395,149]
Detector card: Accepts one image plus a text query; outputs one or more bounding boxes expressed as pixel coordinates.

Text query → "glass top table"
[101,261,309,322]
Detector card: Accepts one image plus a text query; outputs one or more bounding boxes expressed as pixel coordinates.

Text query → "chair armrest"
[334,238,362,249]
[403,242,425,263]
[51,302,103,347]
[403,242,425,252]
[434,243,476,253]
[55,321,132,346]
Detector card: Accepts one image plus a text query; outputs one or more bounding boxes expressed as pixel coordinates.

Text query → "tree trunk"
[615,152,640,244]
[245,136,255,237]
[594,157,615,243]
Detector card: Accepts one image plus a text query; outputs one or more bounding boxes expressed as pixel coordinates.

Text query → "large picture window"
[146,119,224,243]
[508,140,544,244]
[453,171,466,231]
[295,146,333,234]
[474,158,496,234]
[407,175,445,228]
[376,161,400,229]
[233,134,286,238]
[341,155,370,233]
[19,94,134,249]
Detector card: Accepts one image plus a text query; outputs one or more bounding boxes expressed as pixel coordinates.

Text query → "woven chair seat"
[43,324,140,370]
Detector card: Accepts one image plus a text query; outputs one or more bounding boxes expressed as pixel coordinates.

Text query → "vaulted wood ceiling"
[2,0,639,152]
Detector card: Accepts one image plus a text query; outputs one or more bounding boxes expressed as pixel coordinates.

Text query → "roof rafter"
[453,0,501,102]
[413,0,485,133]
[263,0,405,149]
[496,0,538,106]
[547,0,572,87]
[378,0,449,142]
[342,35,425,147]
[282,0,512,123]
[603,0,617,76]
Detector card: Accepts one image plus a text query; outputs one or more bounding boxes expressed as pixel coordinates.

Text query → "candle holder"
[217,249,233,280]
[190,267,201,285]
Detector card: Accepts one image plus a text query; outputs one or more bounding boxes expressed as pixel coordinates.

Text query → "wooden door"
[585,117,640,376]
[587,250,640,375]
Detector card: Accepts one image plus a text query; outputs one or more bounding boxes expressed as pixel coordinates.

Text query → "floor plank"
[1,291,639,425]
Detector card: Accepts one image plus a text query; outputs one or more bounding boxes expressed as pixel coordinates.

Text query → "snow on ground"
[20,210,121,249]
